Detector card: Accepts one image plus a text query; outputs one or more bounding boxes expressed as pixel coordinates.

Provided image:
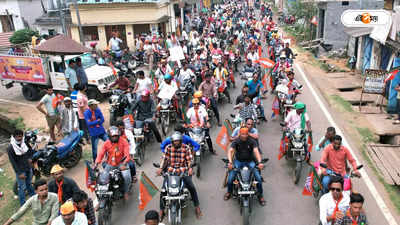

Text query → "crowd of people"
[2,0,372,224]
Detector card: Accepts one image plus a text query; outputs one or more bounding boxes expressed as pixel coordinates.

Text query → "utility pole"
[57,0,67,34]
[73,0,85,45]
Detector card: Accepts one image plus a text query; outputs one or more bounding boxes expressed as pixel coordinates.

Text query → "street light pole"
[73,0,85,46]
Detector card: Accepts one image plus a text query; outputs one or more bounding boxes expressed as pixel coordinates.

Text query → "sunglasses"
[330,188,342,192]
[193,103,199,106]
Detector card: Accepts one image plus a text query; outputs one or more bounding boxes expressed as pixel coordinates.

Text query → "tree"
[9,29,39,45]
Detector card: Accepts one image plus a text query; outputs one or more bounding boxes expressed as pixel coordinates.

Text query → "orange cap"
[60,201,75,215]
[240,127,249,135]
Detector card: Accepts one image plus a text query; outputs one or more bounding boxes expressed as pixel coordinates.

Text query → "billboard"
[0,55,48,85]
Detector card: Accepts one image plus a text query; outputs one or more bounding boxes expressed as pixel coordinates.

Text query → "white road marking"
[295,63,399,225]
[0,98,35,107]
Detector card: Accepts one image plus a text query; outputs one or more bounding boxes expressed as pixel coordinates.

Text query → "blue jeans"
[227,160,263,195]
[128,160,136,177]
[90,133,108,162]
[16,169,35,206]
[322,175,331,194]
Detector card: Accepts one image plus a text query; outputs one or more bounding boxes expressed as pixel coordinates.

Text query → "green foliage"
[9,117,25,130]
[356,127,377,143]
[330,95,354,112]
[9,29,39,45]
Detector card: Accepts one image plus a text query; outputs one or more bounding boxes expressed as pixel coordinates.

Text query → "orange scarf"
[89,109,100,128]
[346,209,358,225]
[56,180,63,203]
[195,108,201,126]
[331,194,343,224]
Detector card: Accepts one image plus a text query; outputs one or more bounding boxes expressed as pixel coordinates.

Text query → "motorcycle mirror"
[356,165,364,170]
[279,122,285,127]
[221,158,229,163]
[191,163,197,168]
[261,158,269,163]
[319,163,328,168]
[153,163,160,168]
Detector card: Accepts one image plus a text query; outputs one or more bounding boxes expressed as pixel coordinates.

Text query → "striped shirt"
[70,90,78,113]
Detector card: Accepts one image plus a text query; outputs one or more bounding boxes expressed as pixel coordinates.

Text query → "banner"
[216,120,232,152]
[0,55,48,84]
[362,69,386,94]
[169,46,185,62]
[139,171,159,210]
[256,58,275,69]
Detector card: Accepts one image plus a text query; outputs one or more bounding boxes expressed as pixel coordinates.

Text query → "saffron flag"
[311,16,318,26]
[302,162,323,196]
[84,160,96,192]
[385,67,400,83]
[216,120,232,152]
[278,136,288,160]
[139,171,159,210]
[150,70,158,91]
[256,57,275,69]
[109,62,117,76]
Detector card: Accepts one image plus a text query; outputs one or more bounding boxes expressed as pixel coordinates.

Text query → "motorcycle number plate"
[238,191,255,195]
[160,110,170,113]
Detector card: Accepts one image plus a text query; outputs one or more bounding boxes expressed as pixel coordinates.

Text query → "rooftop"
[77,0,159,4]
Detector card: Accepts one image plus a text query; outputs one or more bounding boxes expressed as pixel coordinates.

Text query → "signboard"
[359,69,386,112]
[157,84,177,100]
[169,46,185,62]
[362,69,386,94]
[0,55,48,85]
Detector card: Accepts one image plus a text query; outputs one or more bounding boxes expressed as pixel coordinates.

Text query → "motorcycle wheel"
[161,115,170,136]
[170,208,179,225]
[294,161,303,184]
[98,206,112,225]
[242,206,250,225]
[196,156,201,178]
[136,145,145,167]
[109,112,116,126]
[62,145,82,169]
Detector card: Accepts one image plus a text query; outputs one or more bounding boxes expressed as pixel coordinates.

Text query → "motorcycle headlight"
[168,187,179,195]
[134,128,143,135]
[97,184,109,191]
[292,141,303,149]
[161,104,169,109]
[285,99,292,104]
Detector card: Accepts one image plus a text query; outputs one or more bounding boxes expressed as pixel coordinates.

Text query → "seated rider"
[95,126,132,201]
[224,127,265,206]
[116,120,137,182]
[160,127,200,153]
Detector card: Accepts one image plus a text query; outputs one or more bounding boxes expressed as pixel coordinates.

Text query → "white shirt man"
[109,37,122,52]
[284,109,310,132]
[319,191,350,225]
[136,77,153,94]
[247,51,259,64]
[187,105,208,127]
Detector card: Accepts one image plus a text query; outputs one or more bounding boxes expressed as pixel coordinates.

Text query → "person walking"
[7,129,35,206]
[59,97,79,136]
[84,99,108,161]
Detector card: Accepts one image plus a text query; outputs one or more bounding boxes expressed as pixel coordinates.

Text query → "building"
[34,0,73,36]
[316,0,383,50]
[69,0,179,50]
[0,0,46,32]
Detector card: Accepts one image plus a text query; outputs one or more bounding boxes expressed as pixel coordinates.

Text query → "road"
[0,25,395,225]
[90,59,390,225]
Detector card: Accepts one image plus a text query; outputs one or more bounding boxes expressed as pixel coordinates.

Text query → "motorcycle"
[109,89,134,126]
[188,126,207,178]
[132,119,153,166]
[176,78,193,107]
[222,158,269,225]
[280,126,312,184]
[275,84,293,121]
[87,159,132,225]
[32,131,83,176]
[311,162,363,200]
[241,70,255,81]
[159,98,177,136]
[153,163,197,225]
[216,79,229,104]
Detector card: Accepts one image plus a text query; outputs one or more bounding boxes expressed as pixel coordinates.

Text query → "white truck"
[0,53,116,101]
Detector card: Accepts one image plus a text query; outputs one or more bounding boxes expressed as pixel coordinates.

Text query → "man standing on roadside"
[3,179,59,225]
[75,57,88,88]
[7,129,35,206]
[37,86,60,142]
[84,99,108,161]
[48,165,80,204]
[65,60,78,92]
[59,97,79,136]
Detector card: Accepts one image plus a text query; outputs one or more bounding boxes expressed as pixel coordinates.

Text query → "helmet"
[192,98,200,104]
[193,91,203,98]
[171,132,183,142]
[109,126,120,136]
[164,74,172,80]
[141,89,150,97]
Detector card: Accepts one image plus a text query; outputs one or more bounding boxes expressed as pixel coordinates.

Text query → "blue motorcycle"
[32,131,84,176]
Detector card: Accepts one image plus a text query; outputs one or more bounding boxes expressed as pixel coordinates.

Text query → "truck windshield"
[76,53,97,69]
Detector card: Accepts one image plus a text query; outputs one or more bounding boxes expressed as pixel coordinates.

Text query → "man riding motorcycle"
[95,126,132,201]
[214,62,231,103]
[186,98,216,154]
[156,132,202,220]
[199,73,222,126]
[320,135,360,193]
[224,127,265,206]
[130,90,162,143]
[116,120,137,182]
[246,73,267,121]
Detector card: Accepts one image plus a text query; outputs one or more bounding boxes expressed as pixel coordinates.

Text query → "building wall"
[0,0,23,32]
[17,0,45,29]
[320,0,383,50]
[71,3,170,26]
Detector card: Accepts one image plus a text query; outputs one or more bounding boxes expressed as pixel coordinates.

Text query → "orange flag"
[109,62,117,76]
[138,171,159,210]
[256,57,275,69]
[216,125,229,152]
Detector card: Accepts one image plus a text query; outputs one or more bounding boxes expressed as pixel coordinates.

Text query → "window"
[82,26,99,41]
[48,29,56,36]
[342,1,349,6]
[52,61,64,73]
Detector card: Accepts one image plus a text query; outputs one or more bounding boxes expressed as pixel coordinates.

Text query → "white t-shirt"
[136,77,153,94]
[187,107,208,127]
[109,37,122,51]
[284,109,309,132]
[319,191,350,225]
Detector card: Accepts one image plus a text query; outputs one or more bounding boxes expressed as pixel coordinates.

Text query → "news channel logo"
[341,10,391,27]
